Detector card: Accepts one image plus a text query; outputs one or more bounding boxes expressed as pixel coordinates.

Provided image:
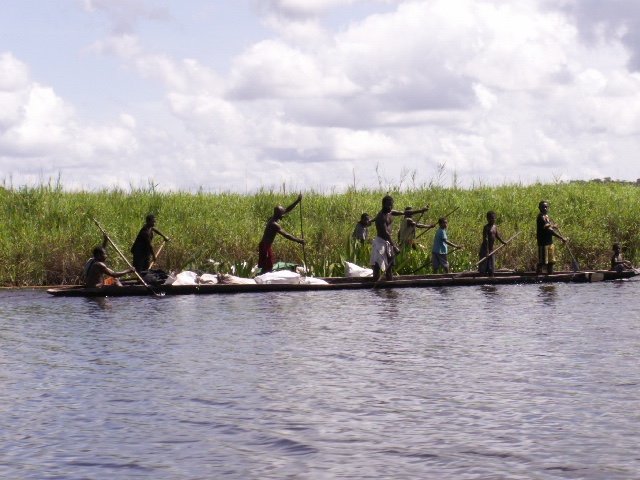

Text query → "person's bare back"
[260,217,283,246]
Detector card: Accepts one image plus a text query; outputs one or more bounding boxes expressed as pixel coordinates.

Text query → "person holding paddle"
[478,211,507,275]
[536,200,567,274]
[371,195,429,281]
[611,242,634,272]
[131,214,171,273]
[258,193,305,273]
[84,239,135,288]
[431,217,462,273]
[398,206,435,250]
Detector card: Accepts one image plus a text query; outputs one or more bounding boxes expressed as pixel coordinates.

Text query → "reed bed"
[1,181,638,286]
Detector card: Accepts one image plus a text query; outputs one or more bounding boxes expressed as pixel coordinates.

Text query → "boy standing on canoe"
[536,201,567,274]
[398,206,435,250]
[84,238,135,288]
[371,195,429,281]
[131,214,171,273]
[431,217,462,273]
[258,194,305,273]
[352,213,372,244]
[478,211,506,275]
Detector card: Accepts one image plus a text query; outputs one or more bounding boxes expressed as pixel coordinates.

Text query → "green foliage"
[1,181,639,285]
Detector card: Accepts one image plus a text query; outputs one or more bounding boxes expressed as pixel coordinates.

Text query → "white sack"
[218,274,256,285]
[168,271,199,286]
[344,261,373,278]
[302,276,329,285]
[255,270,301,284]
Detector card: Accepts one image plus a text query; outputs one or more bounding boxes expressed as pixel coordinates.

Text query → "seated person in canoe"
[258,193,305,273]
[84,238,135,288]
[611,242,634,272]
[130,214,170,273]
[371,195,429,281]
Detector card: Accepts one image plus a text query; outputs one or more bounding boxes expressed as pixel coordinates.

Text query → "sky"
[1,0,640,193]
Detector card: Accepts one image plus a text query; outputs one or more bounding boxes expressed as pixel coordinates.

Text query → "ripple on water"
[0,283,639,479]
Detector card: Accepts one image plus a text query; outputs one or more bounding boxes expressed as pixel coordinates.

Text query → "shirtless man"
[84,239,135,288]
[258,193,305,273]
[371,195,429,281]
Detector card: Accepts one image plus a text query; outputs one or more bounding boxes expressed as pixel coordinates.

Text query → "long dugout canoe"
[46,270,637,297]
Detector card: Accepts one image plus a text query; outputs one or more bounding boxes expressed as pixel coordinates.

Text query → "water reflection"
[372,289,401,318]
[84,297,113,311]
[480,285,498,297]
[433,286,453,297]
[537,284,557,305]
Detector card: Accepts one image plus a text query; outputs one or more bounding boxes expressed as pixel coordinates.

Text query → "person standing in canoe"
[371,195,429,281]
[84,238,135,288]
[536,200,567,274]
[258,193,305,273]
[431,217,462,273]
[130,214,171,273]
[478,211,507,275]
[352,213,372,244]
[397,206,435,250]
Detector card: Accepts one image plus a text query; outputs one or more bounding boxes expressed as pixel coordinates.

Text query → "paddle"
[414,205,460,241]
[564,241,580,272]
[148,239,167,269]
[475,231,521,267]
[413,202,430,226]
[92,218,164,297]
[299,195,308,275]
[551,226,580,272]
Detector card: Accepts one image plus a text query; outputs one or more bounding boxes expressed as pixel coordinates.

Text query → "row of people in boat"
[352,196,634,281]
[84,195,634,288]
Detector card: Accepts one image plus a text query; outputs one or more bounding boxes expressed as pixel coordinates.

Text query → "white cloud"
[0,52,30,91]
[228,39,360,100]
[258,0,363,19]
[80,0,170,34]
[3,0,640,191]
[0,52,140,186]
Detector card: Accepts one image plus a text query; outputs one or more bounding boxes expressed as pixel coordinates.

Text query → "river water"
[1,280,639,480]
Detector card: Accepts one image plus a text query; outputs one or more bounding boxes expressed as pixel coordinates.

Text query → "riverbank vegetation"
[1,180,638,286]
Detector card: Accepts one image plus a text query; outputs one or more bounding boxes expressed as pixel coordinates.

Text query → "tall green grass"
[1,180,638,286]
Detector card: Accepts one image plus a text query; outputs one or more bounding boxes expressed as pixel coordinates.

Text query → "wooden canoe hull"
[46,270,636,297]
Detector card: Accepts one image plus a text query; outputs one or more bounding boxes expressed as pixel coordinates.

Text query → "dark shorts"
[133,254,151,273]
[432,252,449,271]
[258,241,274,272]
[478,255,495,274]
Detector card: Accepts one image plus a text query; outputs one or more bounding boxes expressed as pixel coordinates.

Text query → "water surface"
[1,280,639,479]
